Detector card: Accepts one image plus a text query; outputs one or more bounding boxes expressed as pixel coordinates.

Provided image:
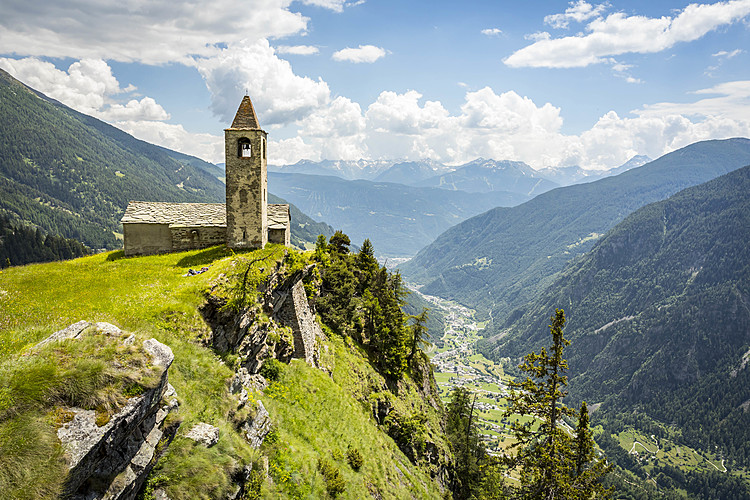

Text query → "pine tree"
[504,309,609,499]
[446,387,485,499]
[571,401,611,499]
[407,308,431,365]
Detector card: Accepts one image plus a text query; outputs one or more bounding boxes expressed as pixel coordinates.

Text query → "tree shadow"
[176,245,233,268]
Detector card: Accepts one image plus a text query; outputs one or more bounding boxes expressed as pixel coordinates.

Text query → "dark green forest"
[0,215,89,267]
[401,138,750,328]
[480,165,750,486]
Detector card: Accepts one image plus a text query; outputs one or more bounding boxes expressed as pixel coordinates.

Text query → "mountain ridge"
[400,137,750,325]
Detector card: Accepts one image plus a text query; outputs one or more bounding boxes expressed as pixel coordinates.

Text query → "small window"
[262,138,266,159]
[238,139,251,158]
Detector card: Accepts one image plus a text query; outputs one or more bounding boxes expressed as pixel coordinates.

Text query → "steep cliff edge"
[0,244,451,499]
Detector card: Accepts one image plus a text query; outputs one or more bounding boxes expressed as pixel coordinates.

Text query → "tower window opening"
[238,139,252,158]
[262,138,266,159]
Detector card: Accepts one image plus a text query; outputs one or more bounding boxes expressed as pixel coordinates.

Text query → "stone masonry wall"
[276,280,321,365]
[170,226,226,252]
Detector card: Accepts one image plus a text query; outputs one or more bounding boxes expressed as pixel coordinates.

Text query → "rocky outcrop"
[41,321,180,500]
[240,400,272,448]
[200,264,324,373]
[185,423,220,447]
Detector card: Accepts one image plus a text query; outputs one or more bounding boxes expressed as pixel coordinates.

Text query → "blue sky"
[1,0,749,170]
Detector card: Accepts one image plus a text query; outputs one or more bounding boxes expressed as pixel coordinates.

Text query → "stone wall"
[268,227,289,246]
[170,225,226,252]
[123,223,171,256]
[275,280,321,365]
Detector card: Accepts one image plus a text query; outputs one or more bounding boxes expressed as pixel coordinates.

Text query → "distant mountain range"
[0,69,330,251]
[271,155,651,189]
[415,158,558,196]
[266,155,654,257]
[268,172,528,256]
[480,164,750,468]
[400,138,750,324]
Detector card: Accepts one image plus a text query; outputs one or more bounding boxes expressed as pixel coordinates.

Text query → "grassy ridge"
[0,246,446,499]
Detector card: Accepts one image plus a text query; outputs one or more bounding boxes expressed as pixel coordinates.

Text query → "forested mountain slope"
[0,68,224,250]
[482,165,750,467]
[400,138,750,325]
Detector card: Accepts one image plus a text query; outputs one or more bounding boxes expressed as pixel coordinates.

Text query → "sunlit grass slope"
[0,245,446,499]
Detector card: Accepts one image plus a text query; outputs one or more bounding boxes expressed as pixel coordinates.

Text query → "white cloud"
[525,31,552,41]
[272,82,750,171]
[481,28,503,36]
[712,48,744,58]
[506,0,750,68]
[0,0,308,65]
[276,45,320,55]
[332,45,386,63]
[115,120,224,163]
[100,98,170,122]
[0,57,172,122]
[636,80,750,120]
[544,1,609,29]
[299,0,353,12]
[193,39,331,126]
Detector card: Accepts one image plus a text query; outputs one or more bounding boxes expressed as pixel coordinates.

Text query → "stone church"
[121,96,290,256]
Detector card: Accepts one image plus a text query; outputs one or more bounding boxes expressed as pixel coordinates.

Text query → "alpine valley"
[2,65,750,500]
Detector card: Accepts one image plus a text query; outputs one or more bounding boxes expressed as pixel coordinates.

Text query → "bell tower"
[225,95,268,249]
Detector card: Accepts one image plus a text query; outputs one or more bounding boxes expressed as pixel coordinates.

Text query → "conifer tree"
[446,387,485,499]
[504,309,608,499]
[407,308,431,365]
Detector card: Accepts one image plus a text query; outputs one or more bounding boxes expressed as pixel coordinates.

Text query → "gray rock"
[153,489,171,500]
[37,322,179,500]
[94,322,123,336]
[229,368,268,395]
[185,422,220,447]
[33,320,90,349]
[143,338,175,369]
[241,400,272,448]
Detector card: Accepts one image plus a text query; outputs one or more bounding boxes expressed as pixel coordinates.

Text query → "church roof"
[229,95,261,130]
[268,204,290,229]
[121,201,291,230]
[121,201,226,227]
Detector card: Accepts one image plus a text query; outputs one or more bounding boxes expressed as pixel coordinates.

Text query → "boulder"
[185,422,220,448]
[37,322,180,500]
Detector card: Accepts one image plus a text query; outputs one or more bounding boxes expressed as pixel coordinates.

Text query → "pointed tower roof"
[229,95,261,130]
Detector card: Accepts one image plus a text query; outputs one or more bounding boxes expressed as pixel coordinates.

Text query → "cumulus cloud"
[193,39,331,126]
[0,0,308,65]
[481,28,503,36]
[276,45,320,55]
[116,120,224,164]
[271,82,750,170]
[0,57,171,122]
[544,1,609,29]
[506,0,750,68]
[332,45,386,63]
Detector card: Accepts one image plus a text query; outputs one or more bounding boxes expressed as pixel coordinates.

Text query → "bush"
[259,359,283,382]
[317,458,346,497]
[346,446,363,471]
